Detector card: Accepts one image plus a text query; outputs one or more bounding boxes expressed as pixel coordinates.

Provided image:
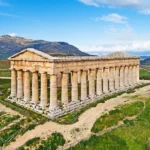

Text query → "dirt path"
[0,103,21,116]
[5,80,150,150]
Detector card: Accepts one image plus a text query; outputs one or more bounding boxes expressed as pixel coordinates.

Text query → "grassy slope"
[140,69,150,80]
[91,101,144,133]
[69,99,150,150]
[0,60,10,69]
[0,71,11,77]
[0,60,10,77]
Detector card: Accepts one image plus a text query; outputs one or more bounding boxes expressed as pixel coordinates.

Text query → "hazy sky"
[0,0,150,53]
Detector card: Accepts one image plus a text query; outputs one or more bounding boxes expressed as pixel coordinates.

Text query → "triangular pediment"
[9,48,55,60]
[102,52,139,59]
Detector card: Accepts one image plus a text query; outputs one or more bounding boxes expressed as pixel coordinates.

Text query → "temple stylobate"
[7,48,140,118]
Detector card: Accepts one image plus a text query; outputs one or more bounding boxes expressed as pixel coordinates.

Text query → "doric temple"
[7,48,140,118]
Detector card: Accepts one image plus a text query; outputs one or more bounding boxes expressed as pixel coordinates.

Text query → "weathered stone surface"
[8,48,140,118]
[41,73,48,109]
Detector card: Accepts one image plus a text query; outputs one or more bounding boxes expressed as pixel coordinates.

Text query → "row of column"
[11,70,58,110]
[11,65,139,110]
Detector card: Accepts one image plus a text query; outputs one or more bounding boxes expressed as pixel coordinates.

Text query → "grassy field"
[0,60,10,77]
[0,71,11,77]
[0,79,49,147]
[18,132,65,150]
[141,65,150,71]
[140,69,150,80]
[91,101,144,133]
[0,60,10,69]
[69,98,150,150]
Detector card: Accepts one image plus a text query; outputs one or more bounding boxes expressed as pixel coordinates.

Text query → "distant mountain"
[0,35,89,59]
[140,56,150,61]
[141,57,150,65]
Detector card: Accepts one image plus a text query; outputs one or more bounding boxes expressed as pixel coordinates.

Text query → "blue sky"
[0,0,150,54]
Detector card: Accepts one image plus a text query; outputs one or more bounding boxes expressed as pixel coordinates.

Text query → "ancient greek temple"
[7,48,140,118]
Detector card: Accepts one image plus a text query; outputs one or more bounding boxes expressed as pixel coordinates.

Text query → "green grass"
[91,101,144,133]
[0,114,20,129]
[18,132,65,150]
[121,101,144,117]
[141,65,150,71]
[55,91,126,124]
[0,60,10,69]
[0,71,11,77]
[55,83,149,125]
[18,137,41,150]
[0,79,49,147]
[140,69,150,80]
[68,100,150,150]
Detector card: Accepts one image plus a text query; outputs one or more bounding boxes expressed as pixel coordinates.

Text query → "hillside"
[141,57,150,65]
[0,35,89,59]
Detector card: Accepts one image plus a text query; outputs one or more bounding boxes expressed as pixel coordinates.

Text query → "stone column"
[78,71,81,83]
[96,69,102,95]
[40,72,48,109]
[120,66,124,88]
[89,69,95,98]
[124,66,129,86]
[103,68,109,93]
[72,71,78,102]
[57,73,62,87]
[137,65,139,83]
[133,66,137,84]
[129,66,133,85]
[50,74,58,109]
[11,69,17,97]
[109,67,115,91]
[81,70,87,100]
[24,71,30,102]
[32,72,39,104]
[115,67,120,90]
[62,73,68,105]
[17,70,23,99]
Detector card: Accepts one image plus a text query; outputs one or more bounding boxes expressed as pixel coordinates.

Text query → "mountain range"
[0,35,89,59]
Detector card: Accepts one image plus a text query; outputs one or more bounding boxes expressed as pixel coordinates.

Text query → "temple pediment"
[8,48,54,60]
[103,52,139,59]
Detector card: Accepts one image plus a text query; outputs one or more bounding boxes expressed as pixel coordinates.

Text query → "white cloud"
[79,0,141,7]
[78,0,99,7]
[139,9,150,15]
[94,13,128,24]
[105,24,135,41]
[80,41,150,52]
[0,12,19,18]
[79,0,150,15]
[8,33,18,37]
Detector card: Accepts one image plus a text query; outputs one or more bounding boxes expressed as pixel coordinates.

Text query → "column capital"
[81,69,87,72]
[30,70,38,73]
[89,68,96,71]
[10,68,16,71]
[120,65,125,67]
[16,68,23,71]
[71,70,78,73]
[97,67,103,70]
[115,65,121,68]
[39,71,47,74]
[103,67,109,69]
[23,69,30,72]
[61,71,68,74]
